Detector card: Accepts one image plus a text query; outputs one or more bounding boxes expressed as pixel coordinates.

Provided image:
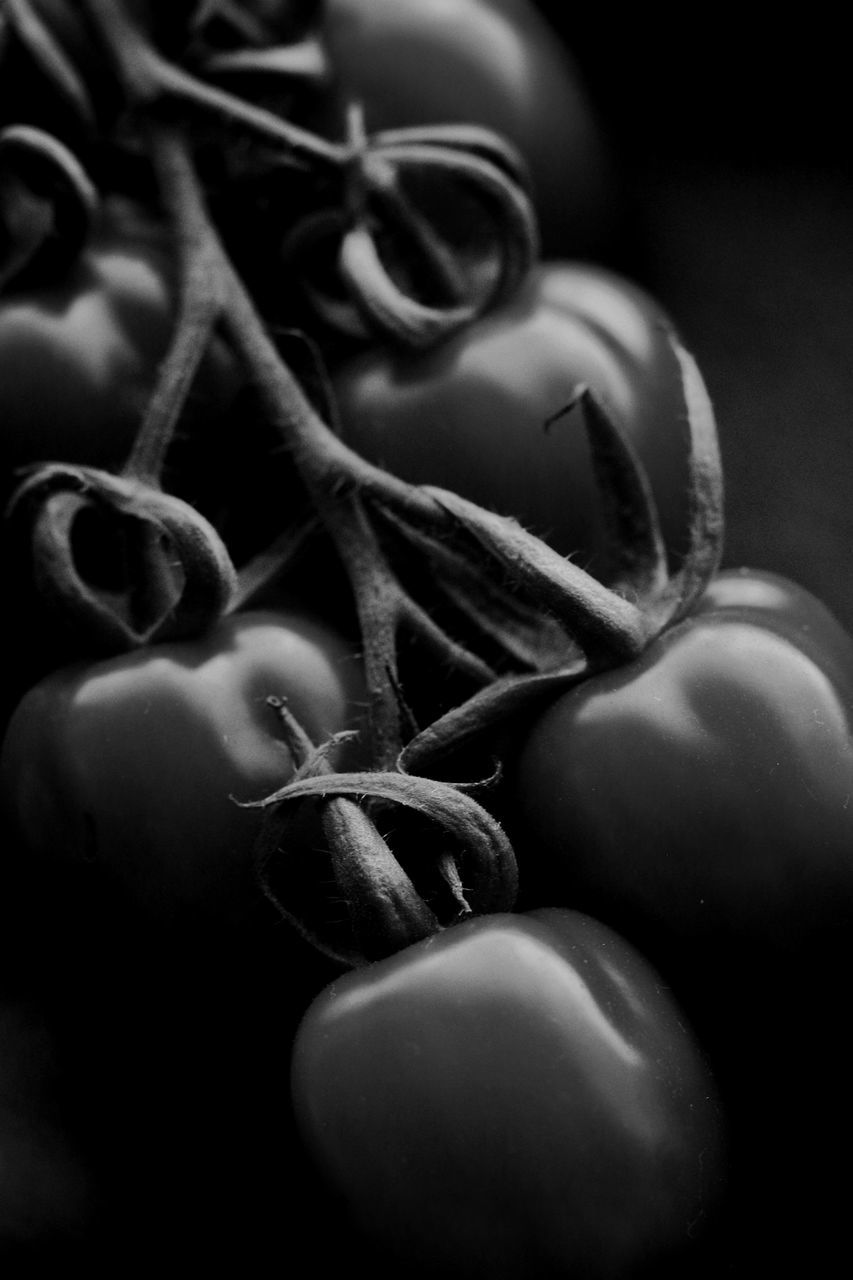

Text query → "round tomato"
[331,260,692,573]
[0,194,240,484]
[318,0,619,257]
[291,907,726,1279]
[509,567,853,959]
[0,605,365,921]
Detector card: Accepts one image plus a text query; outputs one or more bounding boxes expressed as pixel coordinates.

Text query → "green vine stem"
[247,697,518,966]
[398,339,725,777]
[183,0,329,82]
[187,0,285,49]
[142,121,724,767]
[142,121,503,766]
[130,122,700,955]
[2,102,241,656]
[3,0,98,128]
[0,123,98,289]
[282,102,540,348]
[77,0,538,350]
[5,461,237,655]
[83,0,340,167]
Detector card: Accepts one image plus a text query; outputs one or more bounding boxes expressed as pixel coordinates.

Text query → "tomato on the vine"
[291,906,726,1279]
[332,260,692,573]
[318,0,619,257]
[0,605,365,921]
[0,195,240,484]
[509,567,853,960]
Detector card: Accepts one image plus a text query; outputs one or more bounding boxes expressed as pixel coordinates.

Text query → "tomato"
[291,906,725,1279]
[507,567,853,1271]
[0,194,240,484]
[318,0,619,257]
[332,260,692,572]
[509,567,853,958]
[0,605,365,921]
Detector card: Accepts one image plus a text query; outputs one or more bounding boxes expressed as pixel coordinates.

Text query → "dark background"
[532,7,853,633]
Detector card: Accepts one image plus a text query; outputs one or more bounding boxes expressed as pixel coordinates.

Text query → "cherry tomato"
[291,907,726,1279]
[509,567,853,958]
[332,260,692,571]
[318,0,619,257]
[0,195,240,483]
[0,605,365,921]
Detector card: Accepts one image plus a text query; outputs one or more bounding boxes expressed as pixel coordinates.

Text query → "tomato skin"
[332,261,690,570]
[509,567,853,956]
[0,197,240,480]
[0,607,365,920]
[291,907,725,1280]
[319,0,618,257]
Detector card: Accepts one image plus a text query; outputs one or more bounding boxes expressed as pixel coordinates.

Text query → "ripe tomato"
[332,260,692,572]
[0,606,365,921]
[291,907,726,1279]
[509,567,853,958]
[318,0,619,257]
[0,194,240,484]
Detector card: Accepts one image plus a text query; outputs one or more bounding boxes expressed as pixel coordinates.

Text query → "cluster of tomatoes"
[0,2,851,1275]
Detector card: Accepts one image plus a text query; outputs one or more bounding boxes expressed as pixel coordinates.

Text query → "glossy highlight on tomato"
[291,907,725,1280]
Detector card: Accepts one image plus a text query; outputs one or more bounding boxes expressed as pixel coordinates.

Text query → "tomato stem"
[3,0,97,127]
[0,125,99,291]
[80,0,342,165]
[285,108,541,349]
[81,0,539,352]
[645,335,725,628]
[250,703,519,963]
[5,463,237,656]
[121,124,229,484]
[142,124,685,758]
